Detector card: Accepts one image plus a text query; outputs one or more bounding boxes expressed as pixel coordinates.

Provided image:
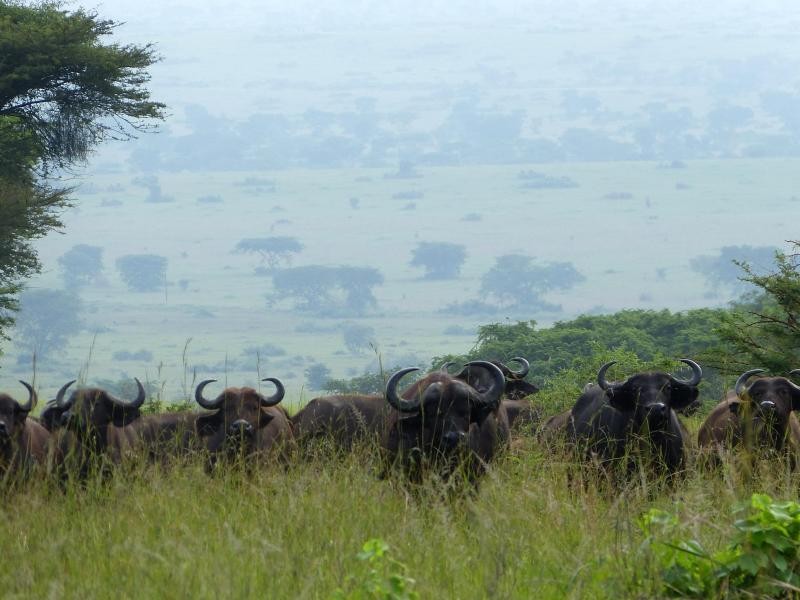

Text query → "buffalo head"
[0,381,37,446]
[54,379,145,447]
[597,359,702,427]
[384,360,505,478]
[730,368,800,449]
[194,378,285,456]
[445,357,539,400]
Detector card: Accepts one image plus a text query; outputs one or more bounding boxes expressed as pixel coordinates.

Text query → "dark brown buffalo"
[698,369,800,456]
[0,381,50,477]
[291,393,391,451]
[47,379,147,479]
[42,381,199,465]
[566,359,702,477]
[193,377,294,466]
[382,360,510,484]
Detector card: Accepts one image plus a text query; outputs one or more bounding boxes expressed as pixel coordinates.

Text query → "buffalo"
[382,360,509,484]
[291,366,460,453]
[446,357,540,432]
[291,393,390,453]
[0,381,50,477]
[47,378,147,479]
[193,378,294,466]
[698,369,800,457]
[564,359,702,478]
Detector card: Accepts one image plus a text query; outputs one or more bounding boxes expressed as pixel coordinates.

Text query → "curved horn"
[258,377,285,407]
[597,361,618,391]
[439,361,459,374]
[55,380,76,408]
[507,357,530,378]
[16,380,37,412]
[671,359,703,387]
[194,379,223,410]
[735,369,766,398]
[385,367,422,413]
[107,377,146,410]
[464,360,505,407]
[786,369,800,394]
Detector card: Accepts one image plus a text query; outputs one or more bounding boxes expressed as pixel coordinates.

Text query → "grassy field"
[1,158,797,405]
[1,418,798,599]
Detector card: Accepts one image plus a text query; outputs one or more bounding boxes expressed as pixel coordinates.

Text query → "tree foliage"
[430,308,727,402]
[710,242,800,375]
[479,254,585,311]
[690,245,777,294]
[13,287,83,363]
[116,254,168,293]
[0,2,165,169]
[58,243,104,288]
[234,236,304,270]
[409,242,466,280]
[0,1,163,343]
[270,265,383,317]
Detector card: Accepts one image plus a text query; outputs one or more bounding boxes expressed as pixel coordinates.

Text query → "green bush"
[334,538,419,600]
[640,493,800,597]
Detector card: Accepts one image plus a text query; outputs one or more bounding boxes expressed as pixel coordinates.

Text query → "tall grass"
[1,425,798,598]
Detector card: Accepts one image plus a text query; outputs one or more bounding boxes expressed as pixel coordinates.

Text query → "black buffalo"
[566,359,702,478]
[698,369,800,456]
[193,378,294,466]
[0,381,50,477]
[382,360,510,484]
[47,378,147,479]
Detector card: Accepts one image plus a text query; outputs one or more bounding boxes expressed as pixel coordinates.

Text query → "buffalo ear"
[196,412,222,437]
[258,408,275,429]
[669,383,700,411]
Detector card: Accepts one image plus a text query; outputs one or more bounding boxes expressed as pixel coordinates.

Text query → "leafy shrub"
[334,538,418,600]
[641,493,800,597]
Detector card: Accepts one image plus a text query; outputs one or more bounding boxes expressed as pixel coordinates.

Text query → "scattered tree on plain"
[58,244,104,289]
[13,288,83,364]
[270,265,383,317]
[409,242,467,280]
[234,236,304,270]
[341,323,376,354]
[305,362,332,391]
[480,254,585,311]
[116,254,168,293]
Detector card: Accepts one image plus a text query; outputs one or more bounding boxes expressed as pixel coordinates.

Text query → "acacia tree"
[116,254,168,292]
[0,2,164,341]
[58,244,104,288]
[234,236,304,270]
[409,241,466,280]
[13,288,83,364]
[269,265,383,316]
[480,254,584,311]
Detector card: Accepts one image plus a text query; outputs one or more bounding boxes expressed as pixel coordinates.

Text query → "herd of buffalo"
[1,357,800,486]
